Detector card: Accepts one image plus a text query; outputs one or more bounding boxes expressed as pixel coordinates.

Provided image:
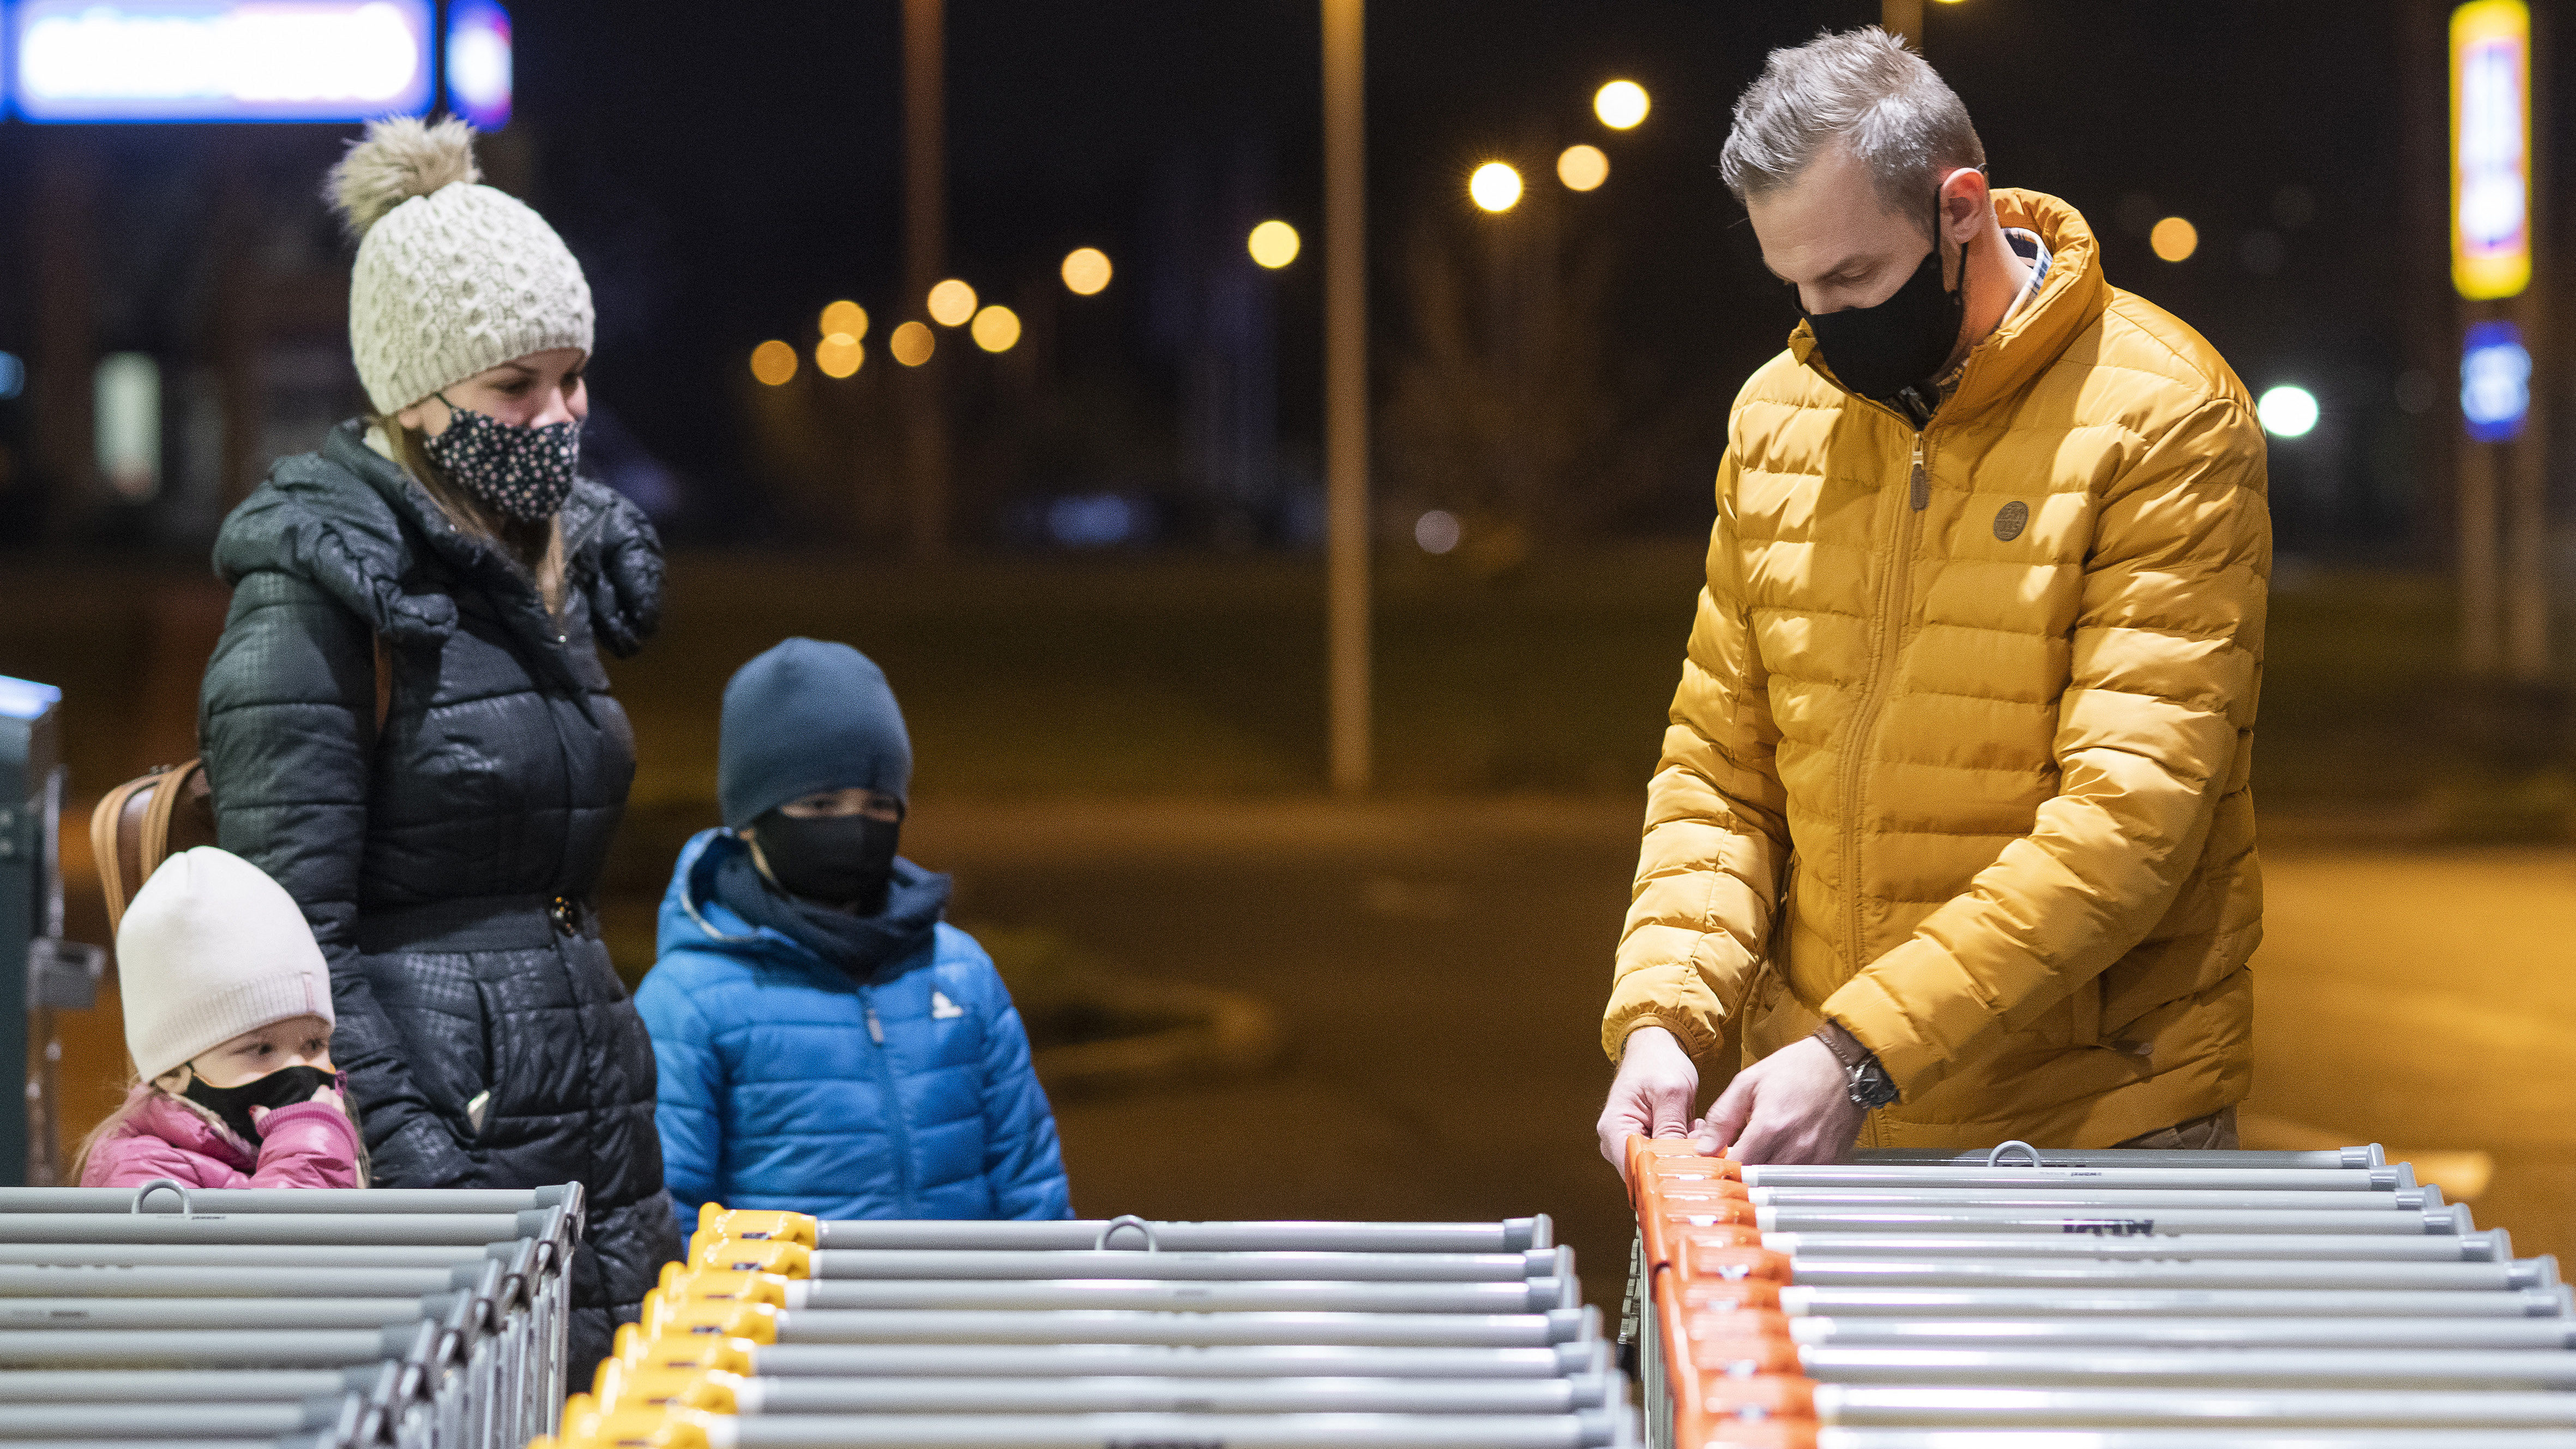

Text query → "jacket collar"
[666,828,946,985]
[124,1085,256,1170]
[1789,188,2109,428]
[214,420,662,662]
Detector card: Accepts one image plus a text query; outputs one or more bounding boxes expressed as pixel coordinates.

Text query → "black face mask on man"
[182,1064,338,1145]
[753,810,902,913]
[1800,189,1966,402]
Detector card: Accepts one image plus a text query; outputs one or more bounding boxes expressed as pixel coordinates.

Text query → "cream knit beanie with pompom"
[329,116,593,415]
[116,848,334,1084]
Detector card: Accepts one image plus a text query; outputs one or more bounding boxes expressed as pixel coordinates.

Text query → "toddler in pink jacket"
[76,847,362,1189]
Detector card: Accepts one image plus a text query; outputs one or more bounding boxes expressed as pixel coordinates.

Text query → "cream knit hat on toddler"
[117,849,334,1084]
[329,116,593,416]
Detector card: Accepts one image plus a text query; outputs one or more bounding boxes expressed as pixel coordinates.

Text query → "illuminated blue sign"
[9,1,433,122]
[444,0,509,129]
[0,676,58,723]
[2461,319,2531,443]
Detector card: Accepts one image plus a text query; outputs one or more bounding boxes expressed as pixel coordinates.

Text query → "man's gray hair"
[1718,26,1986,229]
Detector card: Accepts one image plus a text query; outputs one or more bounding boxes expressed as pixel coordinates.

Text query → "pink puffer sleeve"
[81,1132,250,1189]
[250,1101,364,1188]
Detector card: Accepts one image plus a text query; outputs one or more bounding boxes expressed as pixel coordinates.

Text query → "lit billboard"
[444,0,509,129]
[9,1,434,122]
[2449,0,2531,300]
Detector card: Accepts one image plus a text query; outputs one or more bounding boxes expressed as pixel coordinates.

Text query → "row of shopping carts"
[548,1205,1638,1447]
[1630,1136,2576,1447]
[0,1180,581,1449]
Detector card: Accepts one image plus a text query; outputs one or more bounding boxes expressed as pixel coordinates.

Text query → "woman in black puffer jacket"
[198,117,677,1376]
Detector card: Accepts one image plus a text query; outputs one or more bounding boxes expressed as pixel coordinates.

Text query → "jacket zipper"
[1837,430,1931,991]
[860,987,917,1210]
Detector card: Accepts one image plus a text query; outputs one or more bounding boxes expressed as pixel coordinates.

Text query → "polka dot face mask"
[420,395,583,523]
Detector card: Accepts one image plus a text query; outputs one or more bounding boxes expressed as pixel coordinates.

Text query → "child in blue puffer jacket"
[635,638,1071,1222]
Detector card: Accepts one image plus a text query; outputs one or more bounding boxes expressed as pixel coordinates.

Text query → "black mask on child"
[182,1064,337,1145]
[753,810,902,913]
[1800,189,1967,402]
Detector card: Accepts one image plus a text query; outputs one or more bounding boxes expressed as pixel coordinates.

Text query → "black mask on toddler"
[182,1064,338,1145]
[753,809,902,914]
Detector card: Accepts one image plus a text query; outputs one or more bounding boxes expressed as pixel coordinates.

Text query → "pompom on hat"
[116,848,334,1084]
[328,116,593,415]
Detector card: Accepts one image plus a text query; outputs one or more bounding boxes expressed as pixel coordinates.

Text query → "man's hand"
[1690,1035,1864,1164]
[1596,1025,1699,1179]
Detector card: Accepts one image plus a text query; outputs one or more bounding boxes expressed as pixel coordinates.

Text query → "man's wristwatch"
[1812,1020,1899,1109]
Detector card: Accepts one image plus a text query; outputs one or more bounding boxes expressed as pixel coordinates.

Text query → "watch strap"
[1811,1019,1871,1071]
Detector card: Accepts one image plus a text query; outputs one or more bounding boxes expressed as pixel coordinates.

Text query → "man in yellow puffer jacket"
[1597,27,2266,1167]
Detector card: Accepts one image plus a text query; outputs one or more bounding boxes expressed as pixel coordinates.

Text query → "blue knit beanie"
[718,639,912,827]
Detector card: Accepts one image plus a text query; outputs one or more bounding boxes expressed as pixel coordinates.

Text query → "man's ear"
[1936,167,1990,245]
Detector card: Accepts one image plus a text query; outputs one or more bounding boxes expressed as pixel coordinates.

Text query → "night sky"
[463,3,2431,543]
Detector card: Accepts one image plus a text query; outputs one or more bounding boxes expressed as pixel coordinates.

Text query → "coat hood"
[212,420,663,656]
[1789,188,2110,427]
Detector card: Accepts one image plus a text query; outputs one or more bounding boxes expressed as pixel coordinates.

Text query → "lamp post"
[1882,0,1922,45]
[902,0,950,558]
[1323,0,1370,795]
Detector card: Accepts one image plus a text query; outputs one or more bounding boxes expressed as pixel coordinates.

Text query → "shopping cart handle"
[1985,1140,2042,1168]
[128,1179,192,1217]
[1095,1214,1160,1251]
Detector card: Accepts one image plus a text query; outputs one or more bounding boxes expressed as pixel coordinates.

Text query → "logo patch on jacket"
[1993,500,2031,541]
[931,991,965,1019]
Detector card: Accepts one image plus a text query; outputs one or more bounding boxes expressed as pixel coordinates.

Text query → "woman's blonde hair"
[375,414,567,618]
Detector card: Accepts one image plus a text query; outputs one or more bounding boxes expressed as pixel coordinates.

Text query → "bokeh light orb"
[971,305,1022,353]
[1248,219,1302,269]
[1470,161,1523,213]
[1557,144,1609,192]
[1594,80,1650,130]
[890,321,936,366]
[820,300,868,340]
[815,333,864,379]
[1061,247,1112,296]
[2256,384,2319,438]
[2149,215,2199,263]
[1415,510,1462,555]
[749,340,798,386]
[927,279,979,327]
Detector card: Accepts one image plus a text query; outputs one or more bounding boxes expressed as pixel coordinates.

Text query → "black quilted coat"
[200,421,680,1374]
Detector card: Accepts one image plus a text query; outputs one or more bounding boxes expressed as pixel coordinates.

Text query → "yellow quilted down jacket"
[1605,190,2268,1149]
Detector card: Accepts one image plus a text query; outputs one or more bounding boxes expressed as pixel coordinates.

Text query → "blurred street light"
[820,300,869,339]
[750,340,798,386]
[2257,384,2319,438]
[1557,144,1609,192]
[1414,510,1461,555]
[1469,161,1522,213]
[1594,80,1649,130]
[890,321,936,366]
[1249,219,1302,268]
[1061,247,1113,295]
[927,279,978,326]
[970,305,1022,353]
[2149,215,2199,262]
[815,333,864,378]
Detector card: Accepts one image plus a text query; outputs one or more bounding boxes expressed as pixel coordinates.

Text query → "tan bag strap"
[88,773,149,935]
